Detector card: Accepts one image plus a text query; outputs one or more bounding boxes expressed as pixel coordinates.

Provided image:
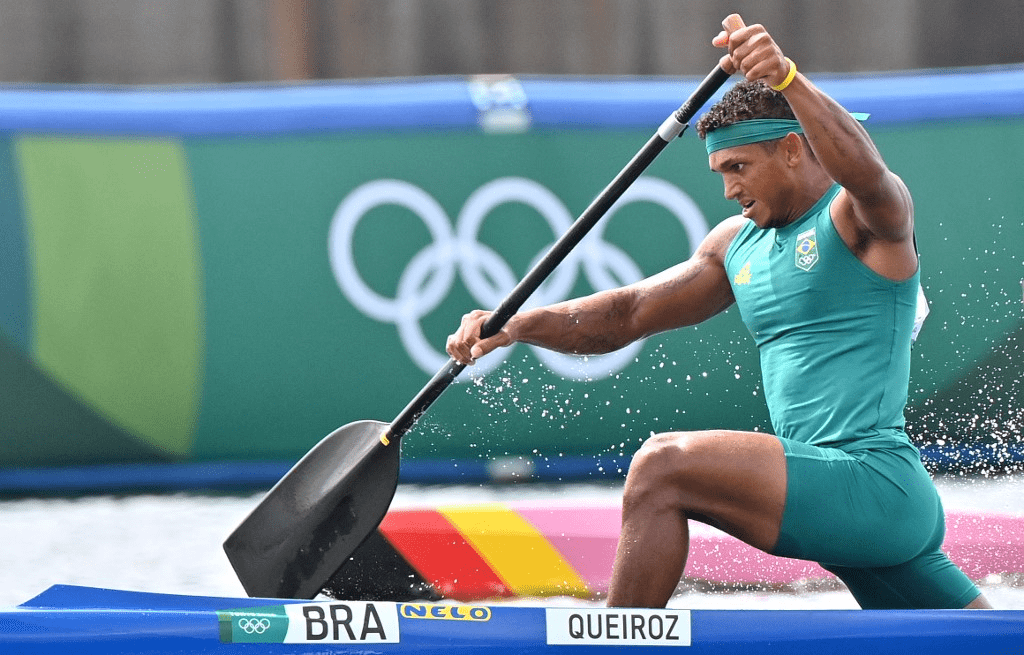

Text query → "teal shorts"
[771,437,980,609]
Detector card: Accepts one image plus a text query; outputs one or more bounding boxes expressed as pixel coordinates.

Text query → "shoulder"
[832,171,914,244]
[698,215,748,264]
[830,176,918,279]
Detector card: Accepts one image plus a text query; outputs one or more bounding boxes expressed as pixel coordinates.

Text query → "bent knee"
[623,432,717,502]
[629,431,719,473]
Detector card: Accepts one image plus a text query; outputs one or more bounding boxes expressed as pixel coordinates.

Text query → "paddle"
[224,63,734,601]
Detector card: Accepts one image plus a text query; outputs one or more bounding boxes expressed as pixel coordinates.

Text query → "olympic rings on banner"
[238,617,272,634]
[328,176,708,380]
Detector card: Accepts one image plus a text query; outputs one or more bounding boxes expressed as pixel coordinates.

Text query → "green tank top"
[723,184,919,450]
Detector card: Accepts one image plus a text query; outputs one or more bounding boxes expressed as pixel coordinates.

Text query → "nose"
[722,173,740,201]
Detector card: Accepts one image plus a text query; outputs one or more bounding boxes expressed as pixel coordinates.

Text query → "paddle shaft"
[385,65,732,444]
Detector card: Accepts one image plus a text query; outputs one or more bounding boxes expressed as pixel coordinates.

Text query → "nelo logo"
[400,603,492,621]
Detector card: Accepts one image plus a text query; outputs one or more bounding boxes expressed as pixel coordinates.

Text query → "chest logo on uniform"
[795,227,819,271]
[734,261,752,285]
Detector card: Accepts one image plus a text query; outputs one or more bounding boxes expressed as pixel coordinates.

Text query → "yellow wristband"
[771,57,797,92]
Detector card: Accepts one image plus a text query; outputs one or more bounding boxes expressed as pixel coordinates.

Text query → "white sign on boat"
[545,607,692,646]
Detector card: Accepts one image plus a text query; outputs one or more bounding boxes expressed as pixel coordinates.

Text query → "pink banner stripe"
[514,503,621,591]
[505,503,1024,591]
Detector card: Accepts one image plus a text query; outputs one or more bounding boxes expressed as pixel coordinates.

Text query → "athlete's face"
[709,140,797,230]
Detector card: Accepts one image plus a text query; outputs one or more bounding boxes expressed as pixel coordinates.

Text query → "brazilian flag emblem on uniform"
[795,227,819,271]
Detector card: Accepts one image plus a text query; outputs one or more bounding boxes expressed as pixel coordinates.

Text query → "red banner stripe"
[379,509,514,600]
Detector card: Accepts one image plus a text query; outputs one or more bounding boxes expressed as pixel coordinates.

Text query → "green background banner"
[0,72,1020,475]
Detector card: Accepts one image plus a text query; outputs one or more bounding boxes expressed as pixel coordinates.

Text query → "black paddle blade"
[223,419,399,599]
[321,530,443,602]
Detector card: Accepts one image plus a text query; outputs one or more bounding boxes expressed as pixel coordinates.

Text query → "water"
[1,476,1022,609]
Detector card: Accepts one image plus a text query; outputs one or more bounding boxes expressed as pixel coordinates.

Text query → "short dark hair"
[695,80,796,139]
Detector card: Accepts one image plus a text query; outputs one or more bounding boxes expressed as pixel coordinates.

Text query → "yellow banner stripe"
[438,503,590,598]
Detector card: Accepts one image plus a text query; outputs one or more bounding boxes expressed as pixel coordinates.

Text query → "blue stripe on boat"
[3,585,1022,654]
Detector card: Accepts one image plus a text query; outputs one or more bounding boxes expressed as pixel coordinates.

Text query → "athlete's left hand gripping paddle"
[224,54,736,601]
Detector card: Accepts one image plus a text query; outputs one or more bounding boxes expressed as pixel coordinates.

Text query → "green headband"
[704,113,869,155]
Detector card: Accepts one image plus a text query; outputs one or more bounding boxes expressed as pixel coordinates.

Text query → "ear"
[782,132,804,166]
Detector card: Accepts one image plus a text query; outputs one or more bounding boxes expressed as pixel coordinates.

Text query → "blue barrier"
[0,66,1019,136]
[2,444,1021,495]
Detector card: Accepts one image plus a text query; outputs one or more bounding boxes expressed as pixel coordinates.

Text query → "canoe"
[2,584,1021,654]
[324,503,1024,601]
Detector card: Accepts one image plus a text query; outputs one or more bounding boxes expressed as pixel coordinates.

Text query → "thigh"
[772,439,943,568]
[628,430,787,553]
[823,551,982,609]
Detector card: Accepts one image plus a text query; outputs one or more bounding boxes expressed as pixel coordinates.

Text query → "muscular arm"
[447,218,742,365]
[717,15,916,278]
[781,77,914,243]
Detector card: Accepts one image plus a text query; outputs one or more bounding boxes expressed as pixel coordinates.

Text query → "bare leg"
[607,430,788,607]
[607,477,693,605]
[966,594,993,609]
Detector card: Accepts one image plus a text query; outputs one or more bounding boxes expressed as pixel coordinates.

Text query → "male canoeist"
[445,15,990,609]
